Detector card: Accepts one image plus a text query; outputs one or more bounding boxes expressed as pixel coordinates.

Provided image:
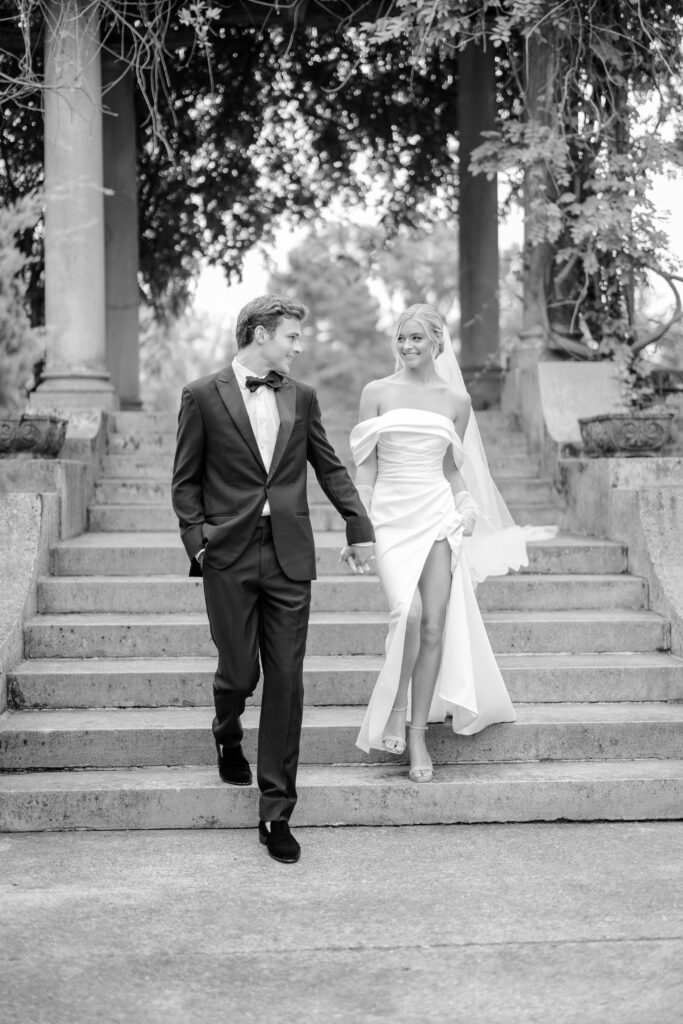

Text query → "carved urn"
[0,414,68,458]
[578,412,674,457]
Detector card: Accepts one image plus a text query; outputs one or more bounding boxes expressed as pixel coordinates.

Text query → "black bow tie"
[244,371,283,393]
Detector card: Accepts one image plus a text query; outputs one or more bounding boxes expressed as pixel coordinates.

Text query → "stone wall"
[560,458,683,655]
[0,492,59,712]
[503,348,683,658]
[0,410,107,710]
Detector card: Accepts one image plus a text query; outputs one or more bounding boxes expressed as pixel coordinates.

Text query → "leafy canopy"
[359,0,683,363]
[0,3,460,319]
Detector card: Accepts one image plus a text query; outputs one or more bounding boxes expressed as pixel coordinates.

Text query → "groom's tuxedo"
[172,364,374,822]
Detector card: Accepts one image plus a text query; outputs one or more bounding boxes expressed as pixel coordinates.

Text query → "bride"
[349,303,553,782]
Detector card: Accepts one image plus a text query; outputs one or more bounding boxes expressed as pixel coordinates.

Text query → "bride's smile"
[397,320,431,361]
[395,318,446,382]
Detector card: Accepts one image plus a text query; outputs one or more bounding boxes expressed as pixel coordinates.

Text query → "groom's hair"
[236,295,308,349]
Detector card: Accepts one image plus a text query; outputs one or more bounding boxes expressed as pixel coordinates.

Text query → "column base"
[30,375,119,412]
[462,366,504,411]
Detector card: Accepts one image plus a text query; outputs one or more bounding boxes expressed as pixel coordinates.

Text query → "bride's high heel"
[382,705,408,754]
[407,724,433,783]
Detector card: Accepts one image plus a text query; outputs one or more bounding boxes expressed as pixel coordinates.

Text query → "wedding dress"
[351,407,522,752]
[350,324,558,755]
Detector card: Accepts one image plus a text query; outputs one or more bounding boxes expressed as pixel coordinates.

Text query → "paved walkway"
[1,822,681,1024]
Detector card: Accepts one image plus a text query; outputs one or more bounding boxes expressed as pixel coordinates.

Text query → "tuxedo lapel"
[269,379,296,480]
[214,367,265,470]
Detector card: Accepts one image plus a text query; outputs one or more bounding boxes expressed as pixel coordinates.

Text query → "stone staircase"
[1,410,682,830]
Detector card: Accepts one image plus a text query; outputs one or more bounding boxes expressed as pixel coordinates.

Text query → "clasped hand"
[339,544,374,574]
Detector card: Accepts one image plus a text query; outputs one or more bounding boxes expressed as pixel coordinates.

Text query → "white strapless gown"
[350,408,517,753]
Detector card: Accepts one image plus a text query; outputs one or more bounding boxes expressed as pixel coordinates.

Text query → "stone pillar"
[521,24,558,341]
[102,60,142,409]
[457,40,501,408]
[32,0,117,410]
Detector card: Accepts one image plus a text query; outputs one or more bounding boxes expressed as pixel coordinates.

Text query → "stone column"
[102,59,142,409]
[457,40,501,408]
[32,0,117,410]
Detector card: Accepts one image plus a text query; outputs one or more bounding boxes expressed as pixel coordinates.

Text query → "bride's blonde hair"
[392,303,445,367]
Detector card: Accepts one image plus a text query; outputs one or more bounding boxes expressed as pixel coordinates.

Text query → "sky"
[192,174,683,328]
[192,208,527,325]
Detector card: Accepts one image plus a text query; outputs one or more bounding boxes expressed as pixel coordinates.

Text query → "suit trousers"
[201,517,311,822]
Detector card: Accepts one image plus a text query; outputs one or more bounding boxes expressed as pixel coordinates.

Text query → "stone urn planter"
[578,411,674,457]
[0,414,68,458]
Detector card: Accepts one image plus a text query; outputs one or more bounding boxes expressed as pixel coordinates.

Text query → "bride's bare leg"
[383,592,421,751]
[408,540,452,772]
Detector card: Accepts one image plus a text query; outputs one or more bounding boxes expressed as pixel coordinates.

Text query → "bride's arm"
[443,453,468,497]
[444,391,472,493]
[453,390,472,442]
[353,382,380,509]
[445,392,477,534]
[444,454,478,536]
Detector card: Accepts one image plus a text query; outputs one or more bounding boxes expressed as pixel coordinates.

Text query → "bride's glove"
[453,490,478,537]
[355,484,373,515]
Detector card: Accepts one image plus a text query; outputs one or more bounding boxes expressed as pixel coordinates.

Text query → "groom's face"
[258,317,303,374]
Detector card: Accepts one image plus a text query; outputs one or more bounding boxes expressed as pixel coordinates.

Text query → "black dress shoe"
[215,740,252,786]
[259,820,301,863]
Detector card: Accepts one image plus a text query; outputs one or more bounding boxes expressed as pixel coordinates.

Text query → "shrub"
[0,192,44,414]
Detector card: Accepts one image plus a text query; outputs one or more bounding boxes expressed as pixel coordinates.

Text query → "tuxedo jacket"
[171,366,374,581]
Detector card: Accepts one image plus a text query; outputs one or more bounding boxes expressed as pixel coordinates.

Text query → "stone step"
[94,479,171,504]
[1,703,681,770]
[3,759,681,830]
[472,410,521,429]
[104,431,532,463]
[101,454,174,478]
[110,411,178,433]
[7,656,382,709]
[109,408,519,433]
[51,531,629,577]
[107,431,357,458]
[94,474,556,507]
[37,573,648,615]
[88,500,562,533]
[23,610,669,659]
[9,652,683,710]
[501,504,561,526]
[107,431,177,455]
[108,405,518,438]
[101,450,542,480]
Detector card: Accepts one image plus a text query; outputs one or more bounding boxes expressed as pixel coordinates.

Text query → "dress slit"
[356,515,457,753]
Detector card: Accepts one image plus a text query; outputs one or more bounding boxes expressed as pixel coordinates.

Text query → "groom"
[172,295,374,863]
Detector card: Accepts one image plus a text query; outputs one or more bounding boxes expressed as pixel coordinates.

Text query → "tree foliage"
[0,2,461,319]
[0,190,42,412]
[362,0,683,371]
[134,25,460,316]
[267,222,389,428]
[267,218,525,421]
[1,0,682,390]
[138,304,231,411]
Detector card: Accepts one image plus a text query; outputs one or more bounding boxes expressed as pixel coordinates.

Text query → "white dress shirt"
[232,357,280,516]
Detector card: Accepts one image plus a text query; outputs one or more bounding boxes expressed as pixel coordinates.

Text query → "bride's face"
[396,319,434,367]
